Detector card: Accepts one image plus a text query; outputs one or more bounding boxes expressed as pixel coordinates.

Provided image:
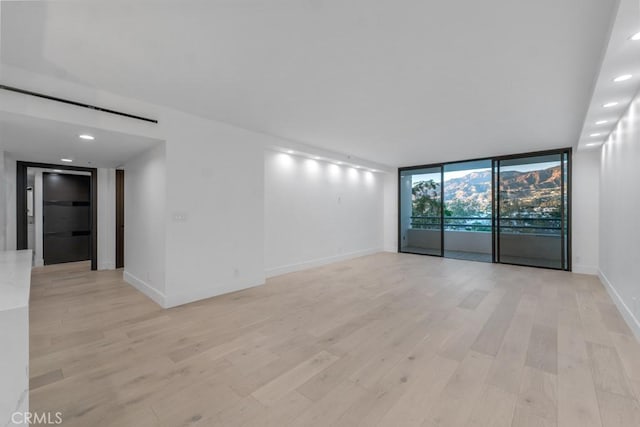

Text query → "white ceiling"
[0,111,162,168]
[0,0,619,166]
[577,0,640,150]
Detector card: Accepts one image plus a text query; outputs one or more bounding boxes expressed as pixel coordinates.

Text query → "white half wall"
[123,143,166,306]
[599,93,640,338]
[264,150,384,277]
[571,149,600,275]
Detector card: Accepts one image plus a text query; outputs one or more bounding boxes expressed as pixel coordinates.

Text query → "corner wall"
[599,93,640,338]
[264,150,384,277]
[572,149,600,274]
[123,143,166,305]
[162,112,266,307]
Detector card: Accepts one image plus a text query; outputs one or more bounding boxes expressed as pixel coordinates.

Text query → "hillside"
[430,165,562,216]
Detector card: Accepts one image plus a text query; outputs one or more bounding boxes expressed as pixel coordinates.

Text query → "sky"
[407,161,561,183]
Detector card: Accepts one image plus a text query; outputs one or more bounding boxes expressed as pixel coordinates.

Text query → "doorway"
[17,161,98,270]
[42,172,91,265]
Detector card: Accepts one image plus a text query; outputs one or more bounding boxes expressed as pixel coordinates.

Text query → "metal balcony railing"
[409,216,563,234]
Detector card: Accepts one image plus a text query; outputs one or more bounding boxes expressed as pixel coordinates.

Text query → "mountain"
[433,165,562,216]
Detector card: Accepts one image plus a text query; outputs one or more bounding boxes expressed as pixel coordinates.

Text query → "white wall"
[3,153,16,251]
[123,144,166,305]
[162,111,266,307]
[0,151,5,252]
[572,149,600,274]
[599,93,640,338]
[383,172,398,252]
[97,168,116,270]
[264,150,384,277]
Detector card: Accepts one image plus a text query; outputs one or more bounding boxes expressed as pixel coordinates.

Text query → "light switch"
[172,212,188,222]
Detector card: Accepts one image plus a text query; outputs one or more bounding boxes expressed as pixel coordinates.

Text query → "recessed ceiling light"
[613,74,632,83]
[586,143,602,147]
[79,134,95,140]
[337,161,343,165]
[286,150,294,154]
[590,133,602,137]
[314,156,321,160]
[595,120,609,125]
[61,158,73,162]
[53,169,63,173]
[631,31,640,41]
[603,102,619,108]
[355,165,361,168]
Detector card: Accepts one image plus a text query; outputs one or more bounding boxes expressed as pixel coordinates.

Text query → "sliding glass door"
[496,153,570,269]
[399,166,442,256]
[443,160,492,262]
[398,149,571,271]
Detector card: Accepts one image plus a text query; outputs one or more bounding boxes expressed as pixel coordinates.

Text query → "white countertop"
[0,250,32,312]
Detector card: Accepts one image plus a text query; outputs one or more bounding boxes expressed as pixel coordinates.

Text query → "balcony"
[401,216,566,268]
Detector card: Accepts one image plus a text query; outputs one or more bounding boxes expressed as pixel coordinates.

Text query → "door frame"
[115,169,124,269]
[397,147,572,271]
[16,161,98,271]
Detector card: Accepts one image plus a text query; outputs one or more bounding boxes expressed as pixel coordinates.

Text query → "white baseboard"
[123,271,166,308]
[572,264,598,275]
[164,275,265,308]
[384,246,398,253]
[598,270,640,340]
[33,258,44,268]
[265,247,382,278]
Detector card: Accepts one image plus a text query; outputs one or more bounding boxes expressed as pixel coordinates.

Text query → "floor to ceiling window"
[399,166,442,256]
[398,149,571,271]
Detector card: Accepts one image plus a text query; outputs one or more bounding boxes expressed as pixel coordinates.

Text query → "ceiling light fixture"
[613,74,632,83]
[61,158,73,162]
[595,120,609,125]
[79,134,95,140]
[631,31,640,41]
[337,161,343,165]
[603,102,619,108]
[586,143,602,147]
[590,133,601,137]
[286,150,294,154]
[53,169,63,173]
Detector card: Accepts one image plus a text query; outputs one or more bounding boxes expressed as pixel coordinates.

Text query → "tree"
[412,180,442,216]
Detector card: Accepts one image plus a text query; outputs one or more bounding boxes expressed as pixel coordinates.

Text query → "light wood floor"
[29,253,640,426]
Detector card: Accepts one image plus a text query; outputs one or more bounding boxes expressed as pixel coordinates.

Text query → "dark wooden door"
[116,170,125,268]
[43,173,91,265]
